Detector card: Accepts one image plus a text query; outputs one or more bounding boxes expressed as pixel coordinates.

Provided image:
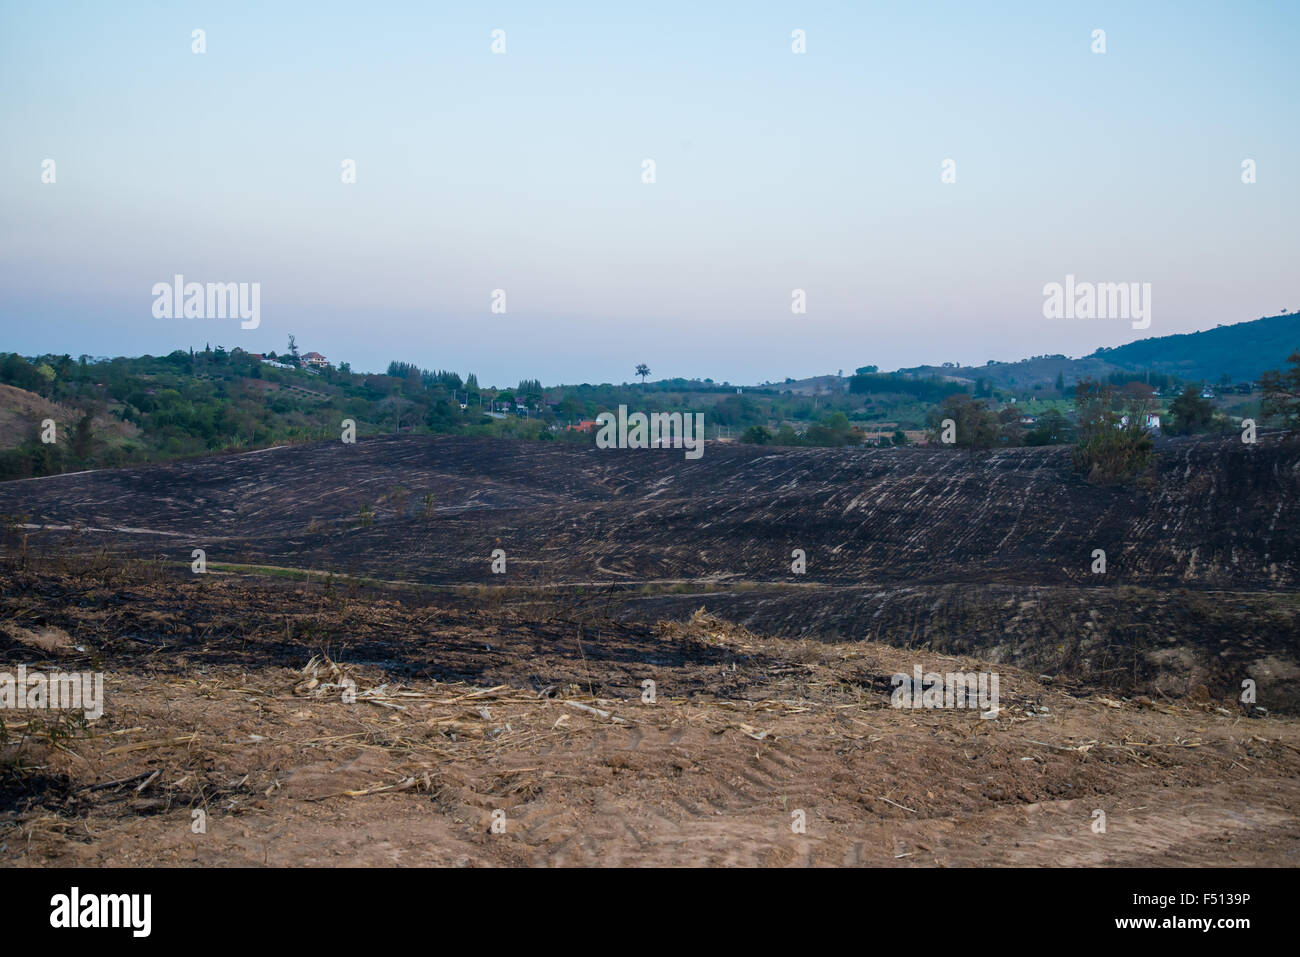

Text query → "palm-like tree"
[635,363,650,389]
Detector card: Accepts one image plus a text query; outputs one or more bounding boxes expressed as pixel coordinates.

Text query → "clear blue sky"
[2,1,1297,386]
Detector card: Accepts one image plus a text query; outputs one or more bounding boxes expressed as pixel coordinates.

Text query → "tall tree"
[72,412,94,459]
[1168,385,1216,434]
[931,394,998,455]
[1260,350,1300,432]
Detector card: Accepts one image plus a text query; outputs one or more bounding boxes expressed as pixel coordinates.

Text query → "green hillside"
[897,313,1300,390]
[1092,313,1300,382]
[4,312,1297,482]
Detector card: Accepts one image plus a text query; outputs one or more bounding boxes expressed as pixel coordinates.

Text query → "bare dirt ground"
[1,435,1296,866]
[2,568,1297,867]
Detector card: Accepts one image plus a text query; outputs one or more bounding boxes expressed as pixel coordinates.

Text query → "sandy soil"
[3,572,1296,867]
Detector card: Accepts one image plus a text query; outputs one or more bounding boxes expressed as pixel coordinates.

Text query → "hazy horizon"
[3,1,1297,385]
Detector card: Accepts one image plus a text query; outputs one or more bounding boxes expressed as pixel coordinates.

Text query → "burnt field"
[1,433,1298,707]
[1,566,1298,866]
[3,433,1296,590]
[1,435,1299,866]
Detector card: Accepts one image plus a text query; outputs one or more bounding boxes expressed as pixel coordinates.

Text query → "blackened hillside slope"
[1,434,1296,592]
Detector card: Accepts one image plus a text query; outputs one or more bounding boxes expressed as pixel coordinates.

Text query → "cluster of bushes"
[848,370,966,403]
[925,395,1022,449]
[919,384,1153,482]
[1070,381,1155,482]
[739,412,869,447]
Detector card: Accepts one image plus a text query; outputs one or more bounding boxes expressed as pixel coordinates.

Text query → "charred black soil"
[2,434,1296,707]
[1,435,1297,866]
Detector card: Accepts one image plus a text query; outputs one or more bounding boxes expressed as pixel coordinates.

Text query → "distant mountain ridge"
[1089,312,1300,382]
[891,313,1299,390]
